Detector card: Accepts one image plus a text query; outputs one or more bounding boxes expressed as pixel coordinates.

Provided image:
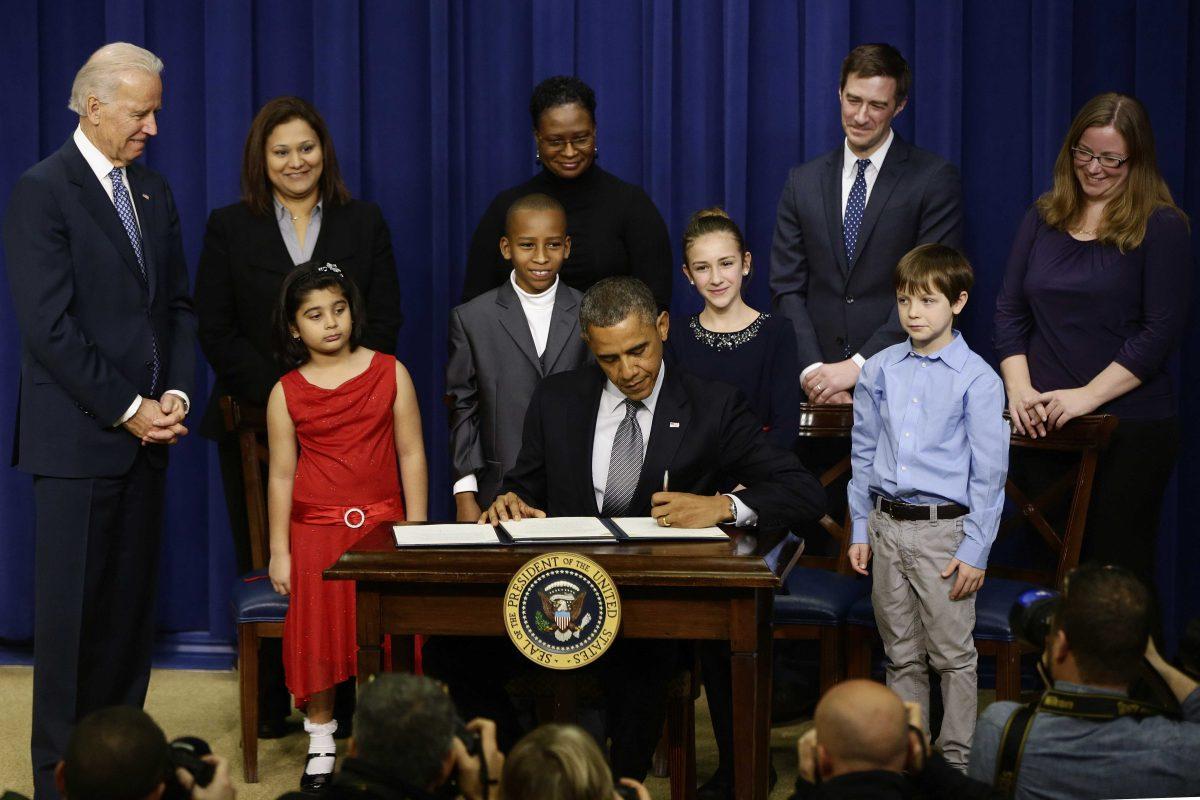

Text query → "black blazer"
[194,198,402,437]
[501,364,826,543]
[769,134,963,367]
[2,138,196,477]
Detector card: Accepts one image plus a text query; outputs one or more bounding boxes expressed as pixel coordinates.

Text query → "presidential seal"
[503,552,621,670]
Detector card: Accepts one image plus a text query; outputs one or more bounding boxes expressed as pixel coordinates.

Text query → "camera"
[1008,586,1060,650]
[163,736,215,800]
[614,784,641,800]
[443,718,486,799]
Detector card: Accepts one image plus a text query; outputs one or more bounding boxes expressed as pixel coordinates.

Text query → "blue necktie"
[110,167,160,394]
[602,399,644,517]
[843,158,871,261]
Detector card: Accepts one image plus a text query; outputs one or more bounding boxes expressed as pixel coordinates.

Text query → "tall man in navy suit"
[2,42,195,798]
[770,43,963,404]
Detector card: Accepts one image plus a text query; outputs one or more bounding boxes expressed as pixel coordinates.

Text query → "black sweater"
[461,164,674,309]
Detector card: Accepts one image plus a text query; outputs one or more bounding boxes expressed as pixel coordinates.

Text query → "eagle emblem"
[538,580,594,641]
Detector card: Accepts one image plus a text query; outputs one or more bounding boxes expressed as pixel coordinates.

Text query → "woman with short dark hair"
[993,92,1191,592]
[460,76,673,309]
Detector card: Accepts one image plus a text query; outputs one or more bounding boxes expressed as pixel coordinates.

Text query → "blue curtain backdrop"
[0,0,1197,658]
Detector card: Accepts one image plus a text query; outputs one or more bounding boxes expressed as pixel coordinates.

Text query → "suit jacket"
[194,198,402,437]
[501,364,826,549]
[769,134,963,368]
[2,138,196,477]
[446,279,590,505]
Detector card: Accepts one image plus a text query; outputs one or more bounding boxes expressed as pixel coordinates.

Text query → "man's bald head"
[814,680,909,777]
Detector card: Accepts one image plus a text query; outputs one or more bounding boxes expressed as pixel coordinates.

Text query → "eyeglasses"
[1071,147,1128,169]
[538,132,595,153]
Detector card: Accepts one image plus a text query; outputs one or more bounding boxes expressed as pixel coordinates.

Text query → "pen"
[662,470,669,493]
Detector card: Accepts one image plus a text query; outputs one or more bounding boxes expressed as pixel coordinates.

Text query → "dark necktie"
[110,167,160,394]
[843,157,871,261]
[602,398,644,517]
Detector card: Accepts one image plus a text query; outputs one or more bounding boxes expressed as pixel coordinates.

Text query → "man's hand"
[796,727,818,784]
[1030,387,1100,431]
[650,492,730,528]
[479,492,545,524]
[174,754,235,800]
[122,397,162,440]
[942,558,985,600]
[615,779,651,800]
[827,390,853,404]
[451,718,505,800]
[848,543,871,576]
[268,553,291,596]
[803,359,860,404]
[456,492,483,523]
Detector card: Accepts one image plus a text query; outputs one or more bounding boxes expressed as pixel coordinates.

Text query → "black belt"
[873,495,968,521]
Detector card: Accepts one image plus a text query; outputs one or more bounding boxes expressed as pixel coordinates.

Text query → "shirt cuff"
[164,389,190,416]
[800,362,823,382]
[452,475,479,495]
[725,493,758,527]
[851,516,869,544]
[851,353,866,369]
[114,395,143,427]
[953,537,990,570]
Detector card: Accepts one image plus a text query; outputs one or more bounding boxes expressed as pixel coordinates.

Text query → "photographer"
[789,680,998,799]
[500,724,651,800]
[54,706,234,800]
[278,673,504,800]
[968,564,1200,799]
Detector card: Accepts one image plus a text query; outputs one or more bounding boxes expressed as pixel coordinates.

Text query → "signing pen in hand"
[663,470,669,493]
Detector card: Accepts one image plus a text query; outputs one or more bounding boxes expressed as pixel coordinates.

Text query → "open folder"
[392,517,729,548]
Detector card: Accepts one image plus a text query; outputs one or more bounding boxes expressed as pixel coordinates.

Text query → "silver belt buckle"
[344,507,366,529]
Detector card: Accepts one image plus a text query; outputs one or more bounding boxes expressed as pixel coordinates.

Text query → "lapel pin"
[141,193,150,200]
[669,421,680,428]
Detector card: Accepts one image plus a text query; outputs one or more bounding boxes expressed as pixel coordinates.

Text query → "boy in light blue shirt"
[847,243,1009,769]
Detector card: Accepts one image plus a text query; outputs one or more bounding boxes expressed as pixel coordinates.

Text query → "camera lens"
[1009,588,1060,650]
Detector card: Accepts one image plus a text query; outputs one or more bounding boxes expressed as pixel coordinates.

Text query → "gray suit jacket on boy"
[447,278,590,505]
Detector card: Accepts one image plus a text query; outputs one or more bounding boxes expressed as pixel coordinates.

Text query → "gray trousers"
[868,508,977,768]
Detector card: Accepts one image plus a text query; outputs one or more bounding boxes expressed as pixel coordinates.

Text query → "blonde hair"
[68,42,163,116]
[1036,92,1187,252]
[500,724,613,800]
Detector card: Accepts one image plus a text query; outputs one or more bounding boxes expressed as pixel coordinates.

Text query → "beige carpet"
[0,665,812,799]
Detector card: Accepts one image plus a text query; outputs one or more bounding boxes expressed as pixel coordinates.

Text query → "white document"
[610,517,729,540]
[392,524,502,547]
[500,516,617,542]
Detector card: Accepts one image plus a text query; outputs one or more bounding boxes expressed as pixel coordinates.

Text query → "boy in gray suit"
[448,194,590,520]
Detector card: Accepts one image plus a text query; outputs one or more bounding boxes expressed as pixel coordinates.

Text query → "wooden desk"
[327,523,779,800]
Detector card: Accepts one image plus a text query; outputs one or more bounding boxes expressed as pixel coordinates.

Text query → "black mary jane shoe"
[300,753,336,794]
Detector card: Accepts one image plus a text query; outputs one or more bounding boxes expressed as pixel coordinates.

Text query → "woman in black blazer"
[194,96,401,736]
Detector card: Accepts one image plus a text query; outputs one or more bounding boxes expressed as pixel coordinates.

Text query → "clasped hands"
[1007,384,1099,438]
[122,393,189,445]
[478,490,733,528]
[802,359,857,405]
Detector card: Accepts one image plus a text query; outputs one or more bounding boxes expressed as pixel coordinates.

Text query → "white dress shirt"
[800,129,896,382]
[72,126,189,426]
[590,366,756,525]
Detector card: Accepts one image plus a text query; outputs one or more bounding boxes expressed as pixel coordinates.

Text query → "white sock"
[303,719,337,775]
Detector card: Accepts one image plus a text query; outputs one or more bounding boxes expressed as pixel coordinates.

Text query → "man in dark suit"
[769,43,963,405]
[2,43,195,798]
[459,276,825,779]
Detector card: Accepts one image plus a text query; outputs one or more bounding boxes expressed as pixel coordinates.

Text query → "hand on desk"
[650,492,732,529]
[479,492,546,524]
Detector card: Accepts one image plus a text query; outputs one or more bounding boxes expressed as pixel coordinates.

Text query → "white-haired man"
[2,42,194,798]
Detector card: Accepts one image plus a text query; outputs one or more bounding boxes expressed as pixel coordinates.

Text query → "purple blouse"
[993,206,1191,420]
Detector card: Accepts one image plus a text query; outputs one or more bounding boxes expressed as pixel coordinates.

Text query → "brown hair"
[1036,92,1187,252]
[241,96,351,216]
[893,243,973,305]
[1055,564,1151,686]
[840,43,911,105]
[681,206,746,261]
[501,724,613,800]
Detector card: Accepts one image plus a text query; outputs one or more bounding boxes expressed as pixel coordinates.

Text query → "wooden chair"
[221,396,286,783]
[844,413,1118,700]
[772,403,867,694]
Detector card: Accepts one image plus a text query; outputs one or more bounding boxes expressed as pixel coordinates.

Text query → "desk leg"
[356,589,382,684]
[730,590,772,800]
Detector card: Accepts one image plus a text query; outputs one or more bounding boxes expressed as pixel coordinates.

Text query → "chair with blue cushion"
[221,396,285,782]
[772,403,869,694]
[844,413,1117,700]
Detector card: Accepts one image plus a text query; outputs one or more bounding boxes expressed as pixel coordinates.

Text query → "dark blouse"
[460,164,674,309]
[665,312,800,451]
[993,206,1191,420]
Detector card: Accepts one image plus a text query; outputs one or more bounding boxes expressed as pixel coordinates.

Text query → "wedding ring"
[816,383,824,392]
[662,515,672,527]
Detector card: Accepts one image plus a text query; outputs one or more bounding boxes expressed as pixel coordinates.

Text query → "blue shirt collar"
[887,330,969,372]
[1053,679,1128,698]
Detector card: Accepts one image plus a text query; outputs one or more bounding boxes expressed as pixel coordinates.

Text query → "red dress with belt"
[281,351,405,704]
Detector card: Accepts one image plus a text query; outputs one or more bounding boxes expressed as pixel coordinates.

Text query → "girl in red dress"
[266,262,427,790]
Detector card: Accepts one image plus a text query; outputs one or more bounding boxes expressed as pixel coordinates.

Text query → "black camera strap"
[994,689,1170,798]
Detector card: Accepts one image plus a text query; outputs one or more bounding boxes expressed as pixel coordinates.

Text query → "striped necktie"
[110,167,160,394]
[602,398,645,517]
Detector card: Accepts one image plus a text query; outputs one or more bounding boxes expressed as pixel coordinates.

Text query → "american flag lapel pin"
[142,193,150,200]
[669,421,680,428]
